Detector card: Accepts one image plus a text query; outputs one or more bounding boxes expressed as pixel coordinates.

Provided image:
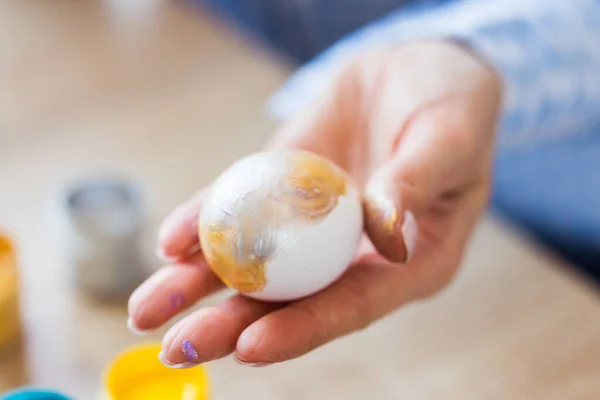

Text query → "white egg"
[198,150,363,302]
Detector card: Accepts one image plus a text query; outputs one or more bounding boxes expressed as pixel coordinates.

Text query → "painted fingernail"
[127,317,150,336]
[363,180,409,262]
[181,340,199,362]
[233,354,271,368]
[158,350,199,369]
[401,210,418,262]
[365,181,396,229]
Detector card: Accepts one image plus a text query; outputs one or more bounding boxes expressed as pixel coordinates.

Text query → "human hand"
[128,40,502,367]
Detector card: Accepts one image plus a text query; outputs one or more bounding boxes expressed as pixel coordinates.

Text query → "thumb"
[364,99,477,263]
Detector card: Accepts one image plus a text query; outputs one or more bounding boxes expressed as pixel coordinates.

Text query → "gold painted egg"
[198,150,363,302]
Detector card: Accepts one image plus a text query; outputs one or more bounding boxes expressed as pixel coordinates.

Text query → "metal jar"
[58,177,147,301]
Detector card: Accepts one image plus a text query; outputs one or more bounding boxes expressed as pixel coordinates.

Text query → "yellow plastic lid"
[0,233,17,290]
[104,343,209,400]
[0,232,20,349]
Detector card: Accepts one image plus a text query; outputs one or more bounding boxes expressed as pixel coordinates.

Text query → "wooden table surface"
[1,1,599,399]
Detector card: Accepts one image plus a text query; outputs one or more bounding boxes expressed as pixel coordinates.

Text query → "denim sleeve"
[266,0,600,148]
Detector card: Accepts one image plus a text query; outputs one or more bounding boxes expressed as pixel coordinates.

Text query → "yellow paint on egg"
[201,225,268,293]
[199,150,352,295]
[286,150,347,222]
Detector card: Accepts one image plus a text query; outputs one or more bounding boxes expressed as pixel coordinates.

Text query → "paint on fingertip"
[127,317,150,336]
[233,354,272,368]
[401,210,418,262]
[168,292,185,312]
[182,340,199,362]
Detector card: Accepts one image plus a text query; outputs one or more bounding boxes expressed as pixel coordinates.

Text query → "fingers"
[157,188,208,261]
[159,296,281,368]
[234,188,488,366]
[127,253,223,333]
[153,186,487,368]
[364,96,485,263]
[234,251,425,365]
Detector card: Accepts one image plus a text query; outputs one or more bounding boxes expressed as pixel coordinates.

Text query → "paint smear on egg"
[286,151,347,221]
[199,151,349,294]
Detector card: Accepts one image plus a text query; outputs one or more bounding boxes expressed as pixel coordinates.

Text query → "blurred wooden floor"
[1,1,600,399]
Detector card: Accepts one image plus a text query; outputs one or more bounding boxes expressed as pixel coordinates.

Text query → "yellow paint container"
[102,343,209,400]
[0,233,21,356]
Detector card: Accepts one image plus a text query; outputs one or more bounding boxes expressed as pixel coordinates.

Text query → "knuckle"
[287,304,328,342]
[284,304,331,356]
[395,169,431,209]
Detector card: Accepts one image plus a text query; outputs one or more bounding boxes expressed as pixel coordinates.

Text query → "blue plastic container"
[0,389,71,400]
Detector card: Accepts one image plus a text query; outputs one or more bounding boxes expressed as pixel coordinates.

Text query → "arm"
[267,0,600,148]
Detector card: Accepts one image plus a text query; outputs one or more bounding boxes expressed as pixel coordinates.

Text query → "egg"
[198,150,363,302]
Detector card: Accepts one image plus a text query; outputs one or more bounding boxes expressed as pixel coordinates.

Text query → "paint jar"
[101,343,209,400]
[0,233,21,357]
[58,178,147,301]
[0,388,72,400]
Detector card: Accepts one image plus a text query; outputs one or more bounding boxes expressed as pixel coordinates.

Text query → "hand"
[128,40,502,367]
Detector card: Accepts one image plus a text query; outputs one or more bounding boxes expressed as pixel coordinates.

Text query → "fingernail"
[156,247,178,263]
[401,210,418,262]
[233,354,271,368]
[127,317,151,336]
[158,350,199,369]
[364,179,398,233]
[181,340,200,362]
[363,180,406,262]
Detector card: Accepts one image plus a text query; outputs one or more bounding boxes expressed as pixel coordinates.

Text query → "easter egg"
[198,150,363,302]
